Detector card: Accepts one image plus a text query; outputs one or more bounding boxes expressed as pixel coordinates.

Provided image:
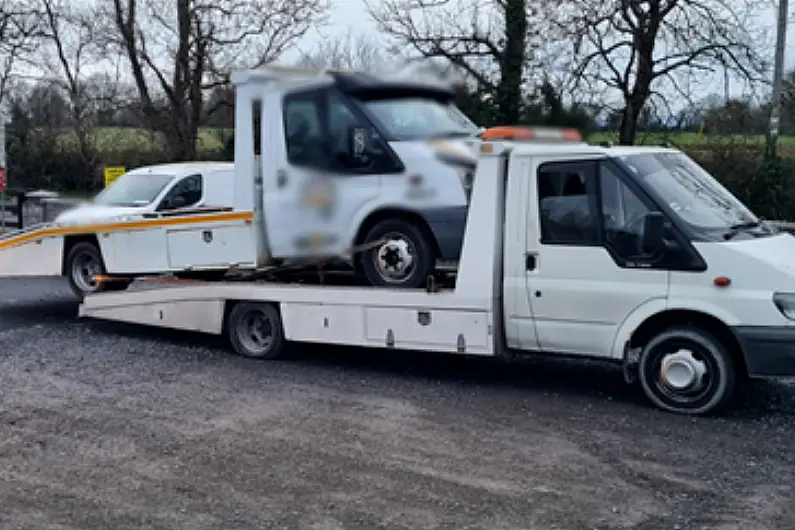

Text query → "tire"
[357,218,436,288]
[638,325,736,415]
[65,241,110,300]
[226,302,286,360]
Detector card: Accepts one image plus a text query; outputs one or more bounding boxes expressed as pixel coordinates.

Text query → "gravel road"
[1,278,794,530]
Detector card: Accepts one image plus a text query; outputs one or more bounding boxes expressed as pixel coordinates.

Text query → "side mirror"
[640,211,666,255]
[347,125,368,158]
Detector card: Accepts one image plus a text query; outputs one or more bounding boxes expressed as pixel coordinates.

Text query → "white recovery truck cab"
[0,65,484,298]
[77,126,795,416]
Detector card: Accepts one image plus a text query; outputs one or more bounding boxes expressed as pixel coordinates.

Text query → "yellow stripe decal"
[0,211,254,250]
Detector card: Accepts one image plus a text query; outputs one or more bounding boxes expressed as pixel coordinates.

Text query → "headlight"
[429,139,477,169]
[773,292,795,320]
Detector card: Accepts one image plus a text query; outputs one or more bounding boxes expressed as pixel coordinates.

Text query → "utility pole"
[0,120,6,232]
[768,0,789,159]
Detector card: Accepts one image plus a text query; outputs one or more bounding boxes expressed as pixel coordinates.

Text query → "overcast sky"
[300,0,795,113]
[303,0,795,81]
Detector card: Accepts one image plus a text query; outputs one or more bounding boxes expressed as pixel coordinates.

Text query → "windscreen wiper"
[728,220,762,230]
[431,130,474,139]
[724,219,769,240]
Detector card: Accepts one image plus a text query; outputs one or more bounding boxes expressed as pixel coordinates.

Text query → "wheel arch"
[222,299,286,359]
[353,207,440,256]
[628,309,748,380]
[61,233,101,275]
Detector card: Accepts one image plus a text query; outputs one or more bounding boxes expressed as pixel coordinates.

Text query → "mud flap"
[622,344,642,385]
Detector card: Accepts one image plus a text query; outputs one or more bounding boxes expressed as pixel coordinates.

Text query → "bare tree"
[368,0,562,124]
[104,0,331,161]
[36,0,112,187]
[0,2,40,110]
[296,31,389,72]
[563,0,768,145]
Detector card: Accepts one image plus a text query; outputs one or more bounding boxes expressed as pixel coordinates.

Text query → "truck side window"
[599,164,652,258]
[159,174,203,211]
[283,93,324,167]
[537,163,598,244]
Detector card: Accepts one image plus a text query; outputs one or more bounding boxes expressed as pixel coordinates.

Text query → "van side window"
[599,163,653,258]
[158,174,202,211]
[537,162,599,244]
[327,93,396,173]
[283,92,324,167]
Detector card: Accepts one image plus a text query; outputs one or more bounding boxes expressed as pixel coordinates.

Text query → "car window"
[159,174,203,211]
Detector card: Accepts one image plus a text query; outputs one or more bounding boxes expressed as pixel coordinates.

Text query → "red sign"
[0,168,6,192]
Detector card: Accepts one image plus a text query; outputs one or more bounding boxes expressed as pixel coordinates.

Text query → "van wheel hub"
[375,236,414,280]
[660,349,707,391]
[72,252,102,292]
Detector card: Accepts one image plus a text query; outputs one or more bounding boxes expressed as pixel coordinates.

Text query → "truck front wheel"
[638,326,736,415]
[358,218,436,288]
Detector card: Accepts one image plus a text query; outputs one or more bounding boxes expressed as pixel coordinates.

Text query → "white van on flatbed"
[0,65,486,298]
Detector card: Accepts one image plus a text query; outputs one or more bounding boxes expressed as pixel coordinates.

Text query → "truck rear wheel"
[638,326,736,415]
[226,302,286,360]
[358,218,435,288]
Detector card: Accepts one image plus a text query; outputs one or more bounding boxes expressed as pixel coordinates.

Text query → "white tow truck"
[78,125,795,416]
[0,65,484,299]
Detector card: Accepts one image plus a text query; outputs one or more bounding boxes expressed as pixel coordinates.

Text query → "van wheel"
[66,241,109,300]
[358,218,435,288]
[226,302,286,360]
[638,326,736,415]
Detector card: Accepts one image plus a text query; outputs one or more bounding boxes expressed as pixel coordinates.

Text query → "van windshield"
[94,173,174,207]
[359,97,479,141]
[617,152,758,232]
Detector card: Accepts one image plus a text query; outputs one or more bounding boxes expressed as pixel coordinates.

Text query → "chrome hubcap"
[659,349,707,393]
[374,233,415,282]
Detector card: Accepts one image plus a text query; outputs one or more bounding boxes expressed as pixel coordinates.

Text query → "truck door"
[525,157,669,358]
[263,87,388,259]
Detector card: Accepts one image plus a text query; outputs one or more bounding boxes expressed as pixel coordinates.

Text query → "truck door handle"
[525,253,537,271]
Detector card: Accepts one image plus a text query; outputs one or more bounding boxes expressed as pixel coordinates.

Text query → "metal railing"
[0,192,28,230]
[0,191,77,232]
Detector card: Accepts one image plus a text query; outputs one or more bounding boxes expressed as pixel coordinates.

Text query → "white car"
[53,162,237,295]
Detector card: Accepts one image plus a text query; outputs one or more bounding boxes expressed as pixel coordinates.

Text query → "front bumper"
[733,326,795,377]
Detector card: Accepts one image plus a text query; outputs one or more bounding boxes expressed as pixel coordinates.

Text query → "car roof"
[126,162,234,178]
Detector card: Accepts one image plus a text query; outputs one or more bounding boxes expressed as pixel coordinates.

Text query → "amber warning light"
[480,126,583,142]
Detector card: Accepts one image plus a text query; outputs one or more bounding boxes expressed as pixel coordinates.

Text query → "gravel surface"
[1,278,794,530]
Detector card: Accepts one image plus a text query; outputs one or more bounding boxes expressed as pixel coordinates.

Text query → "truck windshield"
[618,152,758,232]
[360,97,479,141]
[93,173,174,207]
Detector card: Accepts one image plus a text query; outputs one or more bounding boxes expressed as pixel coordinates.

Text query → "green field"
[28,126,795,155]
[48,127,234,155]
[587,131,795,147]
